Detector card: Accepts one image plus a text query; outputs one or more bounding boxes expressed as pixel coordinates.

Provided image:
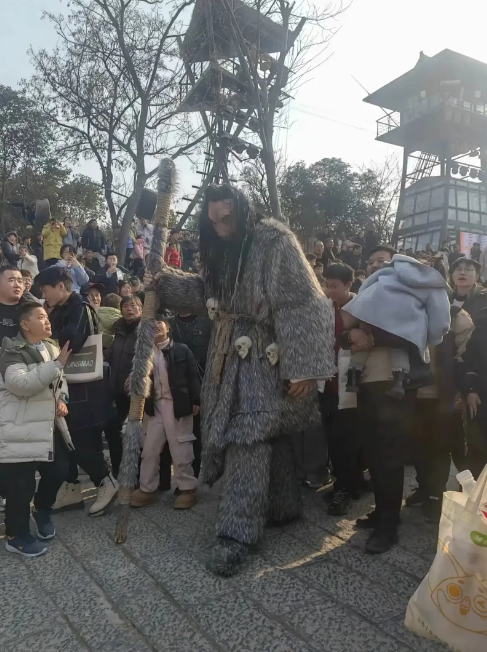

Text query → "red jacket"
[164,248,181,268]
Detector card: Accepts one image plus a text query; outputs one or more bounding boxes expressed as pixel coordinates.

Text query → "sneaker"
[5,535,48,558]
[130,489,159,508]
[89,473,118,516]
[365,528,399,554]
[31,510,55,540]
[423,496,442,524]
[53,482,85,513]
[355,511,379,529]
[405,487,425,508]
[174,489,197,510]
[0,496,5,513]
[328,491,353,516]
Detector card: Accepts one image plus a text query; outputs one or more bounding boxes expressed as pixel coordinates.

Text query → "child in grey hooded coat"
[342,255,450,398]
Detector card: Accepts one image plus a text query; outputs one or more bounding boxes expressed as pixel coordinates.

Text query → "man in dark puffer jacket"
[103,295,142,478]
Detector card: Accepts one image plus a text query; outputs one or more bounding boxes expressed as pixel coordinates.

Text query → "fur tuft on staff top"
[148,158,178,275]
[157,158,178,197]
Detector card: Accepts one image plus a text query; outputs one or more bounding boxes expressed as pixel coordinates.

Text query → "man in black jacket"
[340,245,420,554]
[36,267,118,515]
[81,219,106,256]
[461,307,487,478]
[95,254,129,295]
[103,296,142,477]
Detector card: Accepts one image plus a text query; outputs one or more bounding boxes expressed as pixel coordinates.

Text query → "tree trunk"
[261,146,283,223]
[0,160,7,235]
[116,177,146,261]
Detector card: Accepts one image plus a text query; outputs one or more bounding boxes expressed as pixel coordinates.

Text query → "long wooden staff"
[115,158,177,543]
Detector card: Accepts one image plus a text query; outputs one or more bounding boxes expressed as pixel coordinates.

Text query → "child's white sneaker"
[89,474,118,516]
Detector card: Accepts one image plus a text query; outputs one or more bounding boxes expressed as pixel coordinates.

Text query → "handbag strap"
[84,303,100,336]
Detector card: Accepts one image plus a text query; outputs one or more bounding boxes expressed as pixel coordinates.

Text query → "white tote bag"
[63,306,103,384]
[405,464,487,652]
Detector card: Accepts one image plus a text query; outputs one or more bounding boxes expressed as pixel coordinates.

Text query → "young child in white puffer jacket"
[0,303,73,558]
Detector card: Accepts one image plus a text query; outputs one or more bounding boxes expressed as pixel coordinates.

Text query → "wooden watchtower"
[175,0,291,226]
[365,49,487,252]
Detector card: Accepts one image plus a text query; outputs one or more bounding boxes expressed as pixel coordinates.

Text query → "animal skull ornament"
[206,298,220,321]
[265,343,279,366]
[235,336,252,360]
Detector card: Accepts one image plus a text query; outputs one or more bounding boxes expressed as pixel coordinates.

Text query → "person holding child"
[0,303,73,557]
[342,252,450,399]
[340,246,449,553]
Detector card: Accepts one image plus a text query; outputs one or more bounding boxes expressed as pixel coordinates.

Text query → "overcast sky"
[2,0,487,207]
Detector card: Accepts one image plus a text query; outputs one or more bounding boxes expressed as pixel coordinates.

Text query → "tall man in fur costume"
[146,185,336,576]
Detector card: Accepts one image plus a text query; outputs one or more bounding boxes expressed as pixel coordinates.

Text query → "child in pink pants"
[131,319,201,509]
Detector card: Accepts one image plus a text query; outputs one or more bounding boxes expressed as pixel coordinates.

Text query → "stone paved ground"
[0,470,452,652]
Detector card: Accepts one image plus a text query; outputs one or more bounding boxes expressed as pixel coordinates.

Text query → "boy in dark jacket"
[131,317,200,510]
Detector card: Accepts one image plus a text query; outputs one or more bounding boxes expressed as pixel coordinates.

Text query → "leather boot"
[385,370,407,400]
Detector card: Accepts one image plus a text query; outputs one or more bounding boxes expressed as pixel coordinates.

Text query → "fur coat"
[155,218,336,483]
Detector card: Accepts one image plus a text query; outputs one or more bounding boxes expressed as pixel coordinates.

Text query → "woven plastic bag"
[405,464,487,651]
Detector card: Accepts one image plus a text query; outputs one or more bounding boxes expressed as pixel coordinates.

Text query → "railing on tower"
[377,110,400,137]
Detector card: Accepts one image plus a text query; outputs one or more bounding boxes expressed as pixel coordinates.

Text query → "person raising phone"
[42,218,67,266]
[54,245,89,293]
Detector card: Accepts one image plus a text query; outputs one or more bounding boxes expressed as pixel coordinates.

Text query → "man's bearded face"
[208,199,235,239]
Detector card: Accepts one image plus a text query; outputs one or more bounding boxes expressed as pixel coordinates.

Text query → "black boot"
[346,367,362,393]
[405,486,426,507]
[365,527,399,554]
[385,370,407,400]
[355,510,379,529]
[328,491,353,516]
[205,537,249,577]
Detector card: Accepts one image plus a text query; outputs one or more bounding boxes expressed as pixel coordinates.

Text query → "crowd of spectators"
[1,212,487,559]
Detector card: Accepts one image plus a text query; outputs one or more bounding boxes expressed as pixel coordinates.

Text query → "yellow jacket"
[41,223,67,261]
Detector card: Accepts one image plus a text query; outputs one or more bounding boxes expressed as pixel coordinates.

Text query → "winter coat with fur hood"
[154,218,336,483]
[0,335,73,463]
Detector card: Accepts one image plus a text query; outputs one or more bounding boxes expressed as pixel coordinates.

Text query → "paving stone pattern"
[0,470,453,652]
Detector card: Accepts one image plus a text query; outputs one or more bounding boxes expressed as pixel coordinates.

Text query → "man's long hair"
[199,185,261,303]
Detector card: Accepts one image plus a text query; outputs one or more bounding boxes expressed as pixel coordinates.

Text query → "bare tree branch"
[27,0,203,257]
[215,0,347,221]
